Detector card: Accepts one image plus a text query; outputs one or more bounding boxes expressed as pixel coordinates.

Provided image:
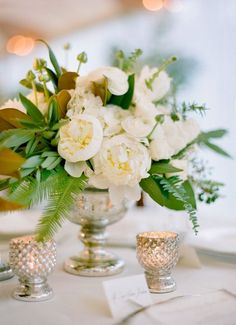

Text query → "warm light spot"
[6,35,35,56]
[164,0,184,12]
[143,0,164,11]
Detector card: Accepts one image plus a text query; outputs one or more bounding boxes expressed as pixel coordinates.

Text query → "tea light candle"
[136,231,179,293]
[9,235,56,302]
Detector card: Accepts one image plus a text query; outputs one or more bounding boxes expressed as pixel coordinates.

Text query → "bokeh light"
[143,0,164,11]
[6,35,35,56]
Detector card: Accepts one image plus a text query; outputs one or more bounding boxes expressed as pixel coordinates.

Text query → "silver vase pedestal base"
[145,271,176,293]
[12,280,53,302]
[64,253,124,277]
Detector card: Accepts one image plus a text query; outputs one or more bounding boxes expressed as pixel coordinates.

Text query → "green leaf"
[41,156,59,169]
[149,162,182,175]
[38,39,61,77]
[45,67,58,90]
[47,98,59,127]
[108,74,135,109]
[23,155,43,168]
[46,157,62,170]
[41,151,58,158]
[20,168,35,178]
[25,137,39,156]
[0,129,35,148]
[36,173,88,241]
[19,93,45,126]
[203,141,231,158]
[20,79,45,93]
[140,176,165,207]
[199,129,228,140]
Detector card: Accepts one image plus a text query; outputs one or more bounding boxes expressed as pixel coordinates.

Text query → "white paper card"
[103,274,153,319]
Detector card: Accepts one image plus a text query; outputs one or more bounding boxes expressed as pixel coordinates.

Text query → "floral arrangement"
[0,42,229,240]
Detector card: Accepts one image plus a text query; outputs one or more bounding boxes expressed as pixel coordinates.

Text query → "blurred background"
[0,0,235,228]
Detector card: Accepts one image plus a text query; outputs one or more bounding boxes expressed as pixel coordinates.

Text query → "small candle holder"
[136,231,179,293]
[9,235,56,302]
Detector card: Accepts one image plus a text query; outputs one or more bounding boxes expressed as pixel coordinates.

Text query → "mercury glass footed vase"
[64,188,128,277]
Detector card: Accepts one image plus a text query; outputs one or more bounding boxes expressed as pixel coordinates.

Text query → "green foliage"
[38,39,62,77]
[140,175,198,233]
[197,129,231,158]
[36,173,88,241]
[181,102,207,119]
[19,93,45,126]
[0,129,36,148]
[108,74,135,109]
[115,49,143,73]
[149,161,182,174]
[45,67,58,91]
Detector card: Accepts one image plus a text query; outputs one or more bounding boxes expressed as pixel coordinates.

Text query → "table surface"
[1,207,236,325]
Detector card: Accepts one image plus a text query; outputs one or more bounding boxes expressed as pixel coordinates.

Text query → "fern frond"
[8,177,37,206]
[36,174,88,241]
[157,176,199,233]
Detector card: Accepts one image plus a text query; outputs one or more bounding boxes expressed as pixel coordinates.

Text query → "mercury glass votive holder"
[9,235,56,302]
[136,231,179,293]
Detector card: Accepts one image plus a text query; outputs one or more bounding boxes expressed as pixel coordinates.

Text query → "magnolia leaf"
[0,148,25,177]
[58,72,78,91]
[56,90,71,118]
[0,197,24,211]
[0,108,31,131]
[37,39,61,77]
[149,162,182,175]
[19,93,45,126]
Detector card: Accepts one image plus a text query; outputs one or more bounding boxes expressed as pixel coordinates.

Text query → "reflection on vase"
[64,188,128,276]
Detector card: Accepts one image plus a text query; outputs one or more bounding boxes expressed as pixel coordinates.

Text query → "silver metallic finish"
[136,231,179,293]
[0,262,14,281]
[64,188,128,277]
[9,235,56,301]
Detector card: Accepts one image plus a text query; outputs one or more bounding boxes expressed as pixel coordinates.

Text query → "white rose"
[166,159,188,180]
[136,65,171,102]
[133,94,157,119]
[121,116,155,138]
[88,66,129,95]
[67,92,103,117]
[58,114,103,163]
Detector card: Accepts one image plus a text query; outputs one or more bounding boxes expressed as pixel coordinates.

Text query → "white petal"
[109,185,125,205]
[64,161,86,177]
[88,174,109,189]
[124,185,141,202]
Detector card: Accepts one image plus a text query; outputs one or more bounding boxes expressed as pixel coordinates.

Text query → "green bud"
[51,138,59,146]
[43,131,55,140]
[64,43,71,50]
[77,51,88,63]
[33,58,47,71]
[26,70,36,81]
[115,50,124,60]
[39,73,50,83]
[155,114,165,124]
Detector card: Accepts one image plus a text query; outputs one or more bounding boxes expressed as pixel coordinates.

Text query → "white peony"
[67,91,103,118]
[121,116,155,138]
[58,114,103,163]
[0,92,48,114]
[0,98,25,112]
[90,134,151,203]
[135,65,171,102]
[88,66,129,96]
[150,117,200,161]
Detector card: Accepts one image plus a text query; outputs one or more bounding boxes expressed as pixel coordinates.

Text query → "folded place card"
[103,274,153,319]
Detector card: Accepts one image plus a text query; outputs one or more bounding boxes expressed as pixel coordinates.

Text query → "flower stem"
[31,80,38,106]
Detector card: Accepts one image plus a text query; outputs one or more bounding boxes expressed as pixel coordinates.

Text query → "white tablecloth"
[1,208,236,325]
